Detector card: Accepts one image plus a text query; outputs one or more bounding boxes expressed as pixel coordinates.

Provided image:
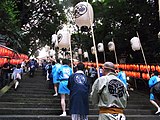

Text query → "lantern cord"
[136,31,150,77]
[86,0,100,78]
[112,38,119,69]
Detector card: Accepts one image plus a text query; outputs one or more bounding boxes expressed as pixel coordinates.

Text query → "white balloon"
[51,34,57,44]
[98,43,104,52]
[84,51,88,58]
[78,48,82,55]
[57,29,70,49]
[108,41,115,51]
[158,32,160,39]
[74,2,94,28]
[49,49,55,56]
[91,46,95,54]
[130,37,141,51]
[75,52,78,57]
[45,45,50,52]
[58,52,63,59]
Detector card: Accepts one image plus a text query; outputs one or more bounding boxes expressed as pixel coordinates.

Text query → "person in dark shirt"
[2,58,11,86]
[99,65,103,77]
[68,62,89,120]
[29,59,36,77]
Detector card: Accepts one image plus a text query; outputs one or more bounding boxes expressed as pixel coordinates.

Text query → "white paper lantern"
[130,37,141,51]
[75,52,78,57]
[57,29,70,49]
[49,49,55,56]
[51,34,57,44]
[45,45,50,52]
[74,2,94,28]
[78,48,82,55]
[108,41,115,51]
[84,52,88,58]
[91,46,95,54]
[98,43,104,52]
[158,32,160,39]
[58,52,63,59]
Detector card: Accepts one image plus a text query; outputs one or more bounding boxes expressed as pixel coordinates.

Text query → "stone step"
[0,98,64,103]
[0,70,156,120]
[0,98,150,106]
[1,92,150,101]
[9,87,53,92]
[0,102,153,109]
[0,108,156,115]
[0,115,159,120]
[0,94,58,99]
[0,102,95,109]
[4,90,54,95]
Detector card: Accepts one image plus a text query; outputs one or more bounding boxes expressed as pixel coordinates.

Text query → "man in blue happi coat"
[57,59,72,116]
[68,62,89,120]
[149,70,160,114]
[52,59,61,96]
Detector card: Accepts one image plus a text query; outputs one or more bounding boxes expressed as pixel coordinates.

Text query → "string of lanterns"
[73,61,159,80]
[0,46,15,58]
[0,45,29,67]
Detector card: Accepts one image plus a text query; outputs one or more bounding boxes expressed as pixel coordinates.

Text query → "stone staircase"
[0,70,160,120]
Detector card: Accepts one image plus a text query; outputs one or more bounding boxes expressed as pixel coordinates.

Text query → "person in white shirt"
[12,64,23,90]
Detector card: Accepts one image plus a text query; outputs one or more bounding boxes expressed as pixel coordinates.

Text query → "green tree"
[87,0,159,63]
[17,0,67,55]
[0,0,67,56]
[0,0,22,50]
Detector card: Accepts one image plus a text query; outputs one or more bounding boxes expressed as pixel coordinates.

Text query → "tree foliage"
[18,0,67,55]
[0,0,67,56]
[0,0,159,63]
[0,0,22,49]
[90,0,159,63]
[59,0,159,63]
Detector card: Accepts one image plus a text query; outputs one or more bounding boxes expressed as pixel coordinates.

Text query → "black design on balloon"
[57,34,62,43]
[74,4,87,18]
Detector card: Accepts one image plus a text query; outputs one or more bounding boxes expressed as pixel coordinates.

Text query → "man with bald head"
[91,62,128,120]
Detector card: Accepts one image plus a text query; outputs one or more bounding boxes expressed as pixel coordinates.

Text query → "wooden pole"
[86,0,100,77]
[68,30,74,72]
[136,31,149,76]
[112,38,118,65]
[102,40,106,62]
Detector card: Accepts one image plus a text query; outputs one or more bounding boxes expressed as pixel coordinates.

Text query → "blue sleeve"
[117,72,121,78]
[57,67,62,80]
[52,65,56,73]
[148,76,157,88]
[70,68,73,75]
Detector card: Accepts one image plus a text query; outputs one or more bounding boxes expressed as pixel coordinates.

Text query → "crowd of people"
[41,58,160,120]
[1,57,160,120]
[0,58,38,90]
[40,58,130,119]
